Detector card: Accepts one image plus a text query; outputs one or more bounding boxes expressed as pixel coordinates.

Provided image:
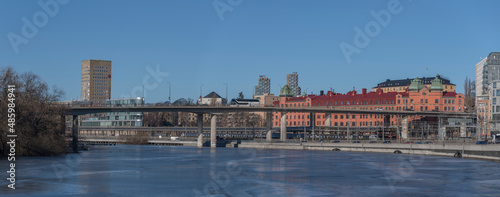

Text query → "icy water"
[1,145,500,196]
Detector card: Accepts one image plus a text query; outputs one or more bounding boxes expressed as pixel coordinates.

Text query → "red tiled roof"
[443,92,457,97]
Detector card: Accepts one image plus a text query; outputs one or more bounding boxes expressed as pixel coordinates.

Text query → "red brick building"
[273,76,465,129]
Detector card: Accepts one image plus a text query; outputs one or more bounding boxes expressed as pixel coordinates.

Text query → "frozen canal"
[1,145,500,196]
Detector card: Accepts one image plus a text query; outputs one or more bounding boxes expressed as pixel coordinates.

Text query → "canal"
[1,145,500,196]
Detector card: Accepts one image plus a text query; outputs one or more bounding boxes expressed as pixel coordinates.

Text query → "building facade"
[287,72,301,96]
[81,97,144,127]
[273,77,465,129]
[254,75,271,95]
[372,74,455,93]
[81,60,112,104]
[198,91,226,105]
[475,52,500,136]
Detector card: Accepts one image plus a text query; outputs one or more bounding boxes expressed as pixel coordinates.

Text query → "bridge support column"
[72,115,79,152]
[438,117,445,141]
[197,113,204,148]
[266,112,273,142]
[460,122,466,137]
[325,113,331,127]
[280,113,287,141]
[310,113,316,141]
[211,115,217,148]
[402,116,408,140]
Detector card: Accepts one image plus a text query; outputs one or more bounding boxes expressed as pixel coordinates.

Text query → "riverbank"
[235,141,500,162]
[77,138,500,162]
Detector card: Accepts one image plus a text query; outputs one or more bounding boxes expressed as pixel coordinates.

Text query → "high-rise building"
[476,52,500,97]
[286,72,301,96]
[475,52,500,136]
[81,60,112,103]
[254,75,271,95]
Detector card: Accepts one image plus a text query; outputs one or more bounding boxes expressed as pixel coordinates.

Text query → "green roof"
[430,75,444,91]
[408,77,424,92]
[279,85,293,97]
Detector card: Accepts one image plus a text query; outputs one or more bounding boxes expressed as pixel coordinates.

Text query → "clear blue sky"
[1,0,499,103]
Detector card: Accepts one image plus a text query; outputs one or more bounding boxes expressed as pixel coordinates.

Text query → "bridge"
[66,106,474,152]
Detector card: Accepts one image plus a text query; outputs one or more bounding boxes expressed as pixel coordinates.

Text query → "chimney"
[320,90,324,96]
[362,88,367,95]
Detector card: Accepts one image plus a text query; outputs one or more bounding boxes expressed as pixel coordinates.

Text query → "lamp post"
[223,82,228,105]
[200,84,204,97]
[166,82,171,104]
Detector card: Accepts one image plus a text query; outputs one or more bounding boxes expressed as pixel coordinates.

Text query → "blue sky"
[1,0,499,103]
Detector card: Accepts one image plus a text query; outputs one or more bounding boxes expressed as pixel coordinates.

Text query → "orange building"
[273,76,464,129]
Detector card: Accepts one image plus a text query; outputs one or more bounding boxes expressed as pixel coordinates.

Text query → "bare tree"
[464,76,475,112]
[0,66,67,156]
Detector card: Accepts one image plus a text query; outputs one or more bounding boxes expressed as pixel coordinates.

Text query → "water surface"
[1,145,500,196]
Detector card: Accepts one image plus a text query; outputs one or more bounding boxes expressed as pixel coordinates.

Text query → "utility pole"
[223,83,228,105]
[166,82,171,104]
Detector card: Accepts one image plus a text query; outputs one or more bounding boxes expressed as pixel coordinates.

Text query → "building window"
[410,99,413,103]
[340,115,344,119]
[340,122,344,126]
[494,98,497,105]
[494,82,497,88]
[435,99,439,104]
[334,115,338,119]
[435,106,439,111]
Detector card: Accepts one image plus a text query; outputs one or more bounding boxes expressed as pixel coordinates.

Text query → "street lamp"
[223,82,228,105]
[166,82,171,104]
[200,84,204,98]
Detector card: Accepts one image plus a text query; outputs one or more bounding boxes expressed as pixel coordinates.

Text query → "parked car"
[405,141,414,144]
[332,140,341,143]
[415,142,423,144]
[476,141,488,145]
[423,141,432,144]
[383,141,391,144]
[352,141,361,143]
[369,141,377,143]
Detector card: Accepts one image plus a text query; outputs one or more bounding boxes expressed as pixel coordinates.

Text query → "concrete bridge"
[66,106,474,152]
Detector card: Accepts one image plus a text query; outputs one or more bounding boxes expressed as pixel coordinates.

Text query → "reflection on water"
[1,145,500,196]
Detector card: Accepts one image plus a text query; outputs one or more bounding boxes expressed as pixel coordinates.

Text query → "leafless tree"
[0,66,67,156]
[464,76,475,112]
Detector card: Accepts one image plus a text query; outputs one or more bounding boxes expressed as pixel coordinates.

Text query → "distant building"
[253,93,279,107]
[476,52,500,136]
[81,60,112,104]
[372,74,455,93]
[286,72,301,96]
[81,97,144,127]
[198,91,226,105]
[476,52,500,97]
[230,98,260,107]
[254,75,271,95]
[273,76,464,130]
[489,80,500,131]
[279,85,294,97]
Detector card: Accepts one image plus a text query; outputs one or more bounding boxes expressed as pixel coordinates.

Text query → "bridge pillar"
[460,122,466,137]
[438,117,445,141]
[280,113,287,141]
[266,112,273,142]
[72,115,79,152]
[197,113,204,148]
[325,113,331,127]
[310,113,316,141]
[211,114,217,148]
[401,116,408,140]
